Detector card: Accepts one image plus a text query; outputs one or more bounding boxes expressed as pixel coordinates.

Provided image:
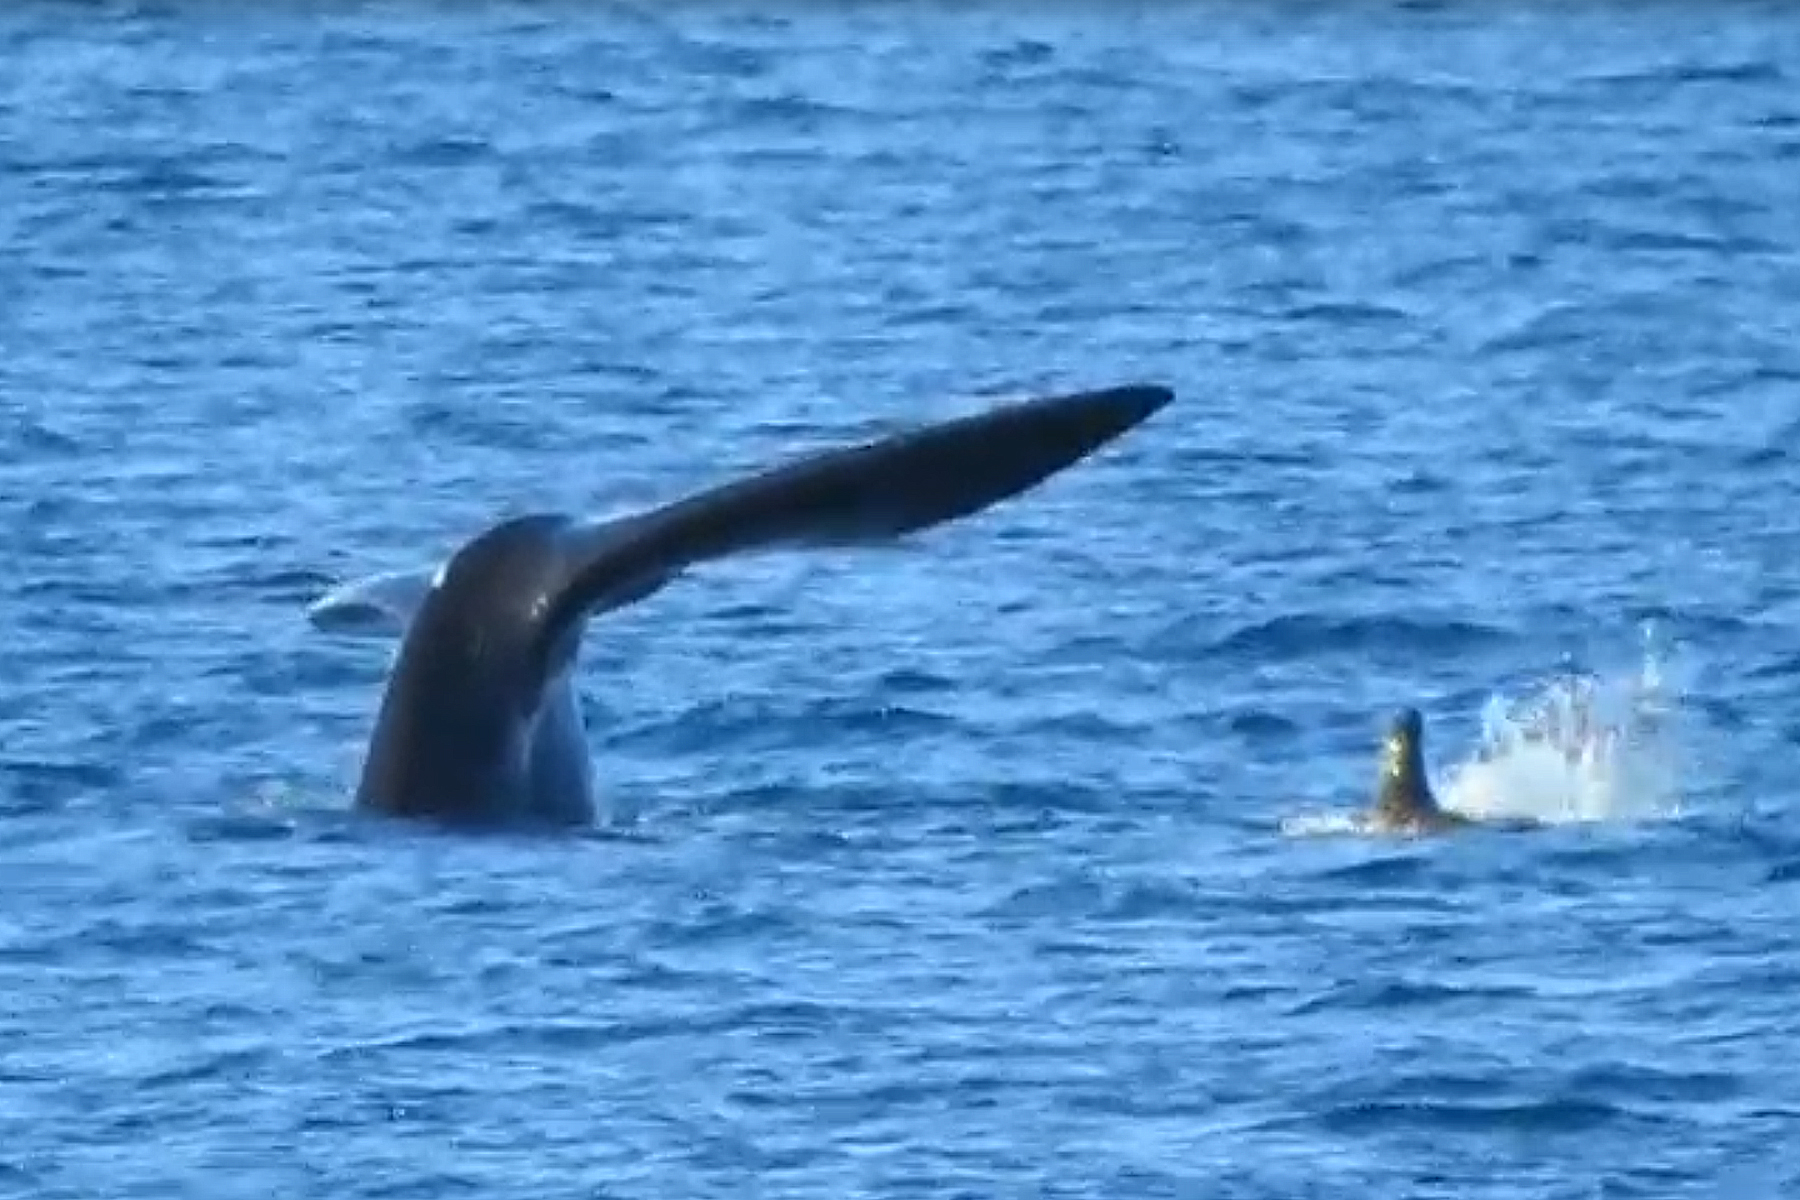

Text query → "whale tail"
[311,383,1174,643]
[328,382,1172,828]
[542,383,1173,641]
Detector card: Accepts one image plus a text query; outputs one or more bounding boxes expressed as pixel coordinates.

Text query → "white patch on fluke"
[306,565,441,637]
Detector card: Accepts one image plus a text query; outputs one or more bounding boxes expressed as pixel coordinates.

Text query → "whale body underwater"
[308,383,1174,829]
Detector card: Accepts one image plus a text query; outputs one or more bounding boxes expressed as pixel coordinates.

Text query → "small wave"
[1212,612,1509,661]
[1316,1095,1632,1136]
[981,872,1107,921]
[729,92,853,130]
[980,38,1055,72]
[1283,299,1411,325]
[1100,878,1210,922]
[1232,708,1303,743]
[1584,59,1785,91]
[390,135,492,168]
[0,759,100,816]
[1287,977,1533,1017]
[1564,1062,1742,1106]
[182,813,302,844]
[1308,853,1433,887]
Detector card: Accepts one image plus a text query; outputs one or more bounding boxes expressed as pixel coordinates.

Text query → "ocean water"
[4,3,1800,1196]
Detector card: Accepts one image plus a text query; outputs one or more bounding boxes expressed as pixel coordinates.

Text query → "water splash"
[1439,622,1687,826]
[1282,623,1688,837]
[1278,809,1366,838]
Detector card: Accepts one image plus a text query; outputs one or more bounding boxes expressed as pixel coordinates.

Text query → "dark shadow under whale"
[310,383,1173,829]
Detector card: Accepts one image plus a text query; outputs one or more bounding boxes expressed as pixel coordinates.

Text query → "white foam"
[1438,622,1687,826]
[1282,622,1689,836]
[1278,810,1367,839]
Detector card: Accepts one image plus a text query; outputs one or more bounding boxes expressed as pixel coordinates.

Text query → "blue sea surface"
[5,3,1800,1197]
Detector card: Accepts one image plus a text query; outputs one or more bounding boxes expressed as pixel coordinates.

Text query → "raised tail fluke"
[548,383,1173,637]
